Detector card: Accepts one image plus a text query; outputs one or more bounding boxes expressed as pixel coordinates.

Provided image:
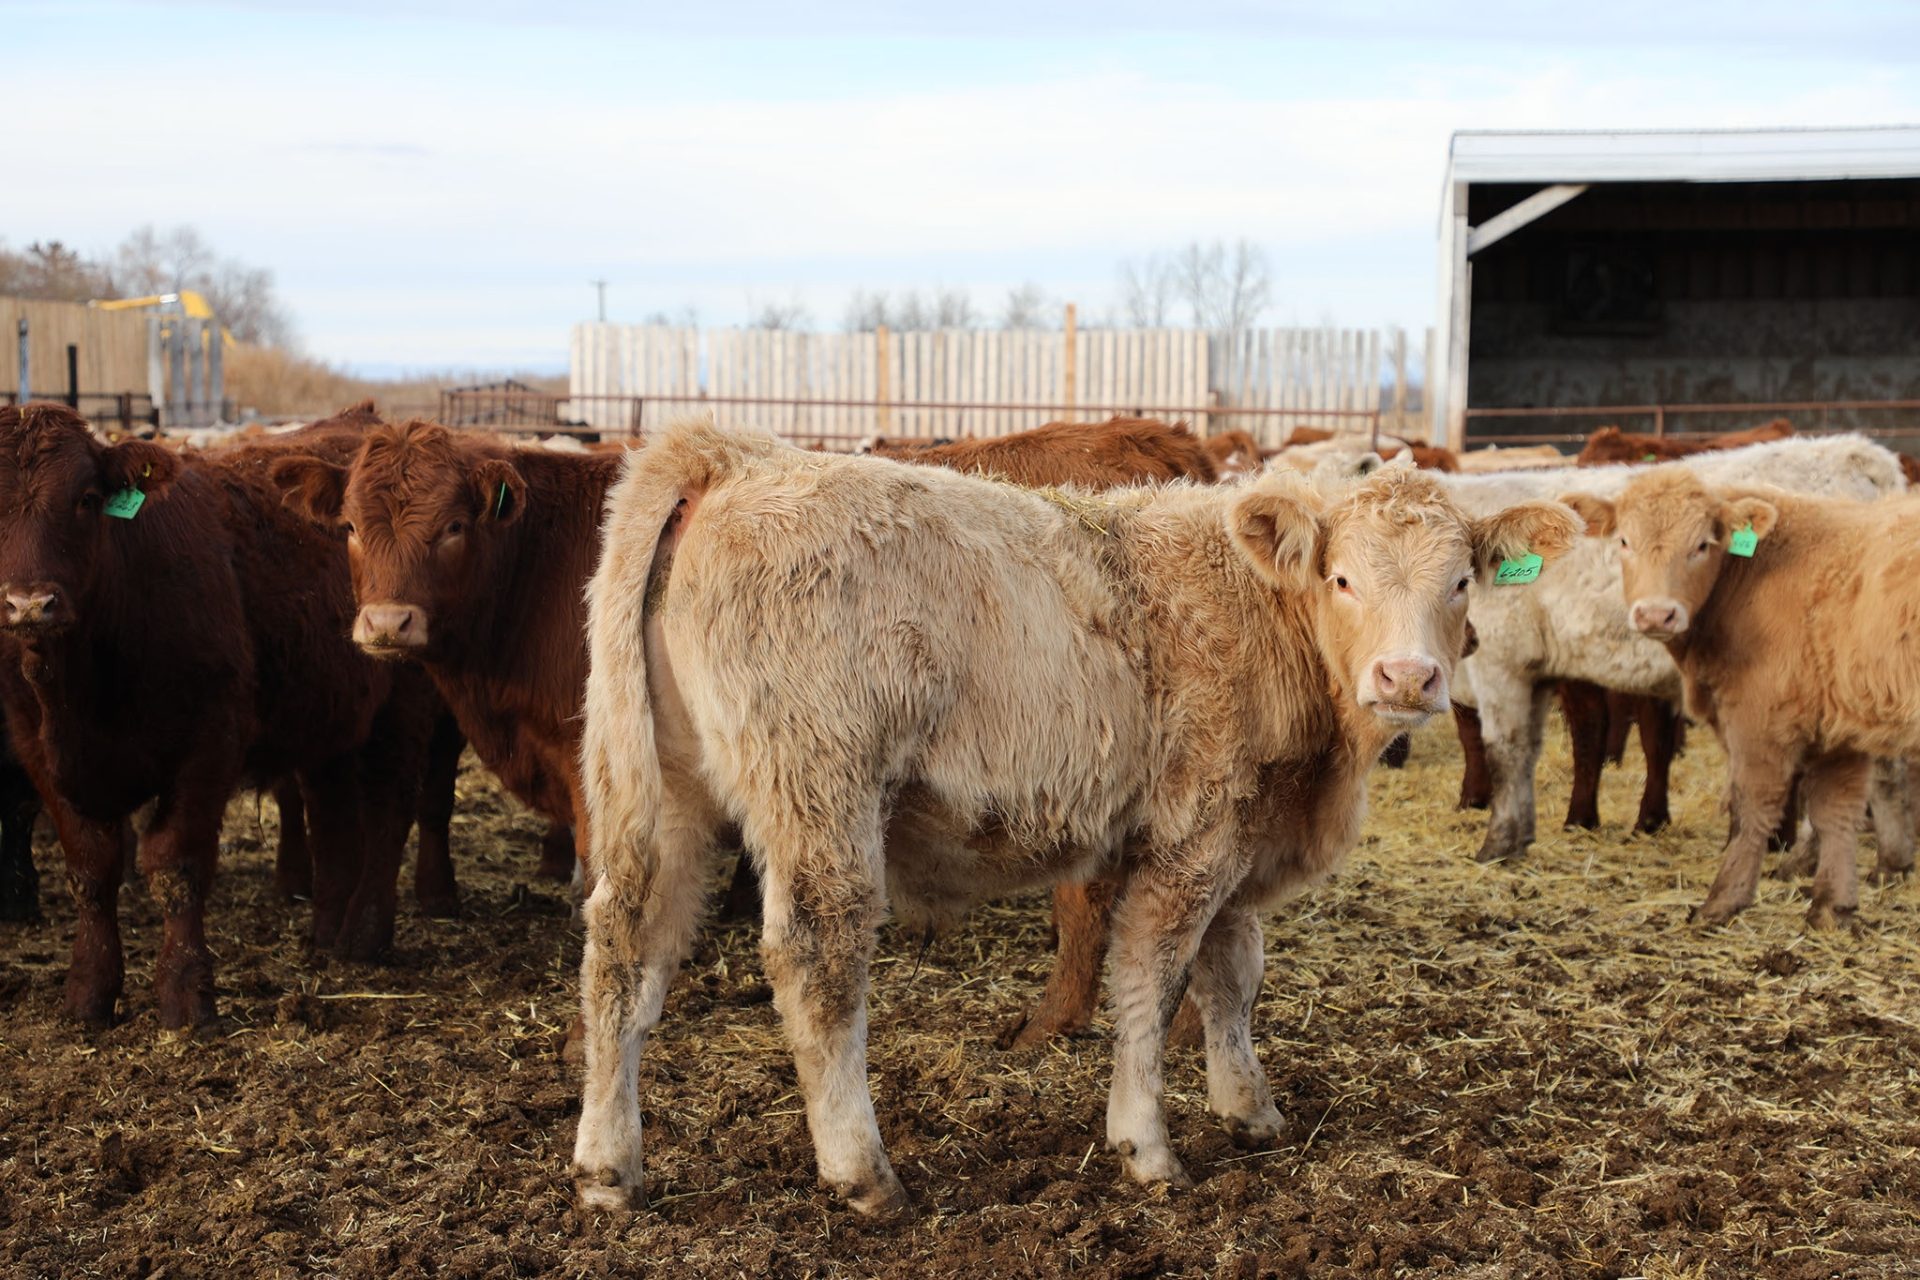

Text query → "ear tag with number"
[1495,552,1543,585]
[1642,453,1657,462]
[1728,524,1758,557]
[104,487,146,520]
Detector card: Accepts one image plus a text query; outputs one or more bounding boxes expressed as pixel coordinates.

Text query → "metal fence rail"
[1465,399,1920,447]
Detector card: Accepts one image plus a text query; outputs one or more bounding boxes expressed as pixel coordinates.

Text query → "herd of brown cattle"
[0,399,1913,1216]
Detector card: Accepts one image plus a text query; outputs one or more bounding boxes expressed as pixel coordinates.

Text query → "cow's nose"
[1373,656,1442,704]
[353,602,428,650]
[4,588,59,628]
[1630,598,1687,636]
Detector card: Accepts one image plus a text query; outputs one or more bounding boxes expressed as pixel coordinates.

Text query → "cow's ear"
[268,455,348,523]
[1470,501,1582,578]
[470,458,527,526]
[100,439,180,502]
[1229,485,1322,591]
[1557,492,1617,537]
[1717,496,1778,542]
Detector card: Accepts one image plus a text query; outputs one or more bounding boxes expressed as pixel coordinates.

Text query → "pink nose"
[1630,598,1687,636]
[1372,656,1442,704]
[353,602,429,650]
[3,587,61,628]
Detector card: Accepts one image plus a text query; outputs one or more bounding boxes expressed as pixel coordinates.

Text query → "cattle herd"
[0,398,1915,1226]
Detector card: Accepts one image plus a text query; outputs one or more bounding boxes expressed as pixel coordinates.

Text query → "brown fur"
[869,416,1218,486]
[0,403,439,1028]
[1202,430,1264,478]
[1566,469,1920,927]
[1575,419,1793,468]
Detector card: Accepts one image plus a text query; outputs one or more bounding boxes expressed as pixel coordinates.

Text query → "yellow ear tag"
[1495,552,1543,585]
[1728,525,1758,557]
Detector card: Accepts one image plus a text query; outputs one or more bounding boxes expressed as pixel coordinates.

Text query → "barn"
[1431,125,1920,452]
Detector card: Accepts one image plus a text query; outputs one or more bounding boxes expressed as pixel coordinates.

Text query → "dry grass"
[223,344,565,421]
[2,715,1918,1277]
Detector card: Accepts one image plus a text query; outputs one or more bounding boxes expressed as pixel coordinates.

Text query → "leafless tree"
[641,304,700,328]
[0,241,114,304]
[748,296,812,331]
[1172,239,1272,336]
[1000,282,1054,330]
[112,224,295,345]
[842,287,977,332]
[1117,253,1178,327]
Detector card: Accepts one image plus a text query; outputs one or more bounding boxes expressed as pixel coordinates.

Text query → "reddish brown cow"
[1575,419,1793,467]
[0,727,41,922]
[272,423,625,886]
[0,404,439,1028]
[869,416,1218,485]
[1202,429,1263,477]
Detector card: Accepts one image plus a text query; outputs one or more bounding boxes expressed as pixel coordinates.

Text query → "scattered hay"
[1,717,1917,1277]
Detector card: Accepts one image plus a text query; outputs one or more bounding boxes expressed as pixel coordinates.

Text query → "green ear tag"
[1642,453,1658,462]
[103,487,146,520]
[1728,524,1758,557]
[494,481,507,518]
[1495,552,1543,585]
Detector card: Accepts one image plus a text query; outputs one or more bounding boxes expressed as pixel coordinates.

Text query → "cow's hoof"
[1219,1106,1288,1149]
[415,893,460,919]
[1690,897,1746,927]
[1868,861,1914,887]
[62,987,118,1028]
[574,1166,641,1214]
[833,1170,909,1218]
[1634,809,1670,835]
[1805,902,1858,932]
[1113,1140,1192,1191]
[157,986,216,1031]
[1473,841,1524,865]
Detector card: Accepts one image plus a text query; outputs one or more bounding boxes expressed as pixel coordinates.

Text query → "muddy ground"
[3,718,1919,1279]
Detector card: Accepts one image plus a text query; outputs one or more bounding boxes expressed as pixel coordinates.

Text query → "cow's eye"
[1455,576,1470,593]
[1617,537,1629,551]
[1695,540,1709,554]
[343,521,357,536]
[444,520,466,539]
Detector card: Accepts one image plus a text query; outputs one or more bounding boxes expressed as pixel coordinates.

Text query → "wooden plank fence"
[568,321,1431,446]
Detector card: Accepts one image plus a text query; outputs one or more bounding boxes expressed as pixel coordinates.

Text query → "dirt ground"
[3,716,1919,1279]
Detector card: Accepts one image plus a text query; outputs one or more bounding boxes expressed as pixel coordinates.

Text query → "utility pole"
[590,279,608,322]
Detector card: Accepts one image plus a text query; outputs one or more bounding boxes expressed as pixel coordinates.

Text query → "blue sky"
[8,1,1919,374]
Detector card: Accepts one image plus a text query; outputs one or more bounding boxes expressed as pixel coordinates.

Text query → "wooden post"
[875,325,892,436]
[1063,303,1077,414]
[15,317,28,405]
[208,325,224,423]
[65,343,79,409]
[1391,328,1407,436]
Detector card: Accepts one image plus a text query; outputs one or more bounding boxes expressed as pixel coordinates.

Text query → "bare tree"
[641,304,700,328]
[2,241,114,303]
[1172,239,1272,335]
[1117,253,1178,327]
[1000,282,1054,330]
[111,224,295,345]
[841,287,977,332]
[842,289,892,332]
[748,295,812,331]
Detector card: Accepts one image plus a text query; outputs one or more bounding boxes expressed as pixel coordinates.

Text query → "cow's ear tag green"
[1494,552,1543,585]
[104,487,146,519]
[1728,525,1758,557]
[1642,453,1657,462]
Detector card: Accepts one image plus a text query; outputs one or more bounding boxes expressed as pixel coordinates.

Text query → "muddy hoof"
[1690,898,1746,928]
[575,1166,642,1214]
[832,1171,909,1218]
[1220,1109,1289,1149]
[62,987,119,1028]
[1113,1140,1193,1191]
[1473,841,1524,865]
[1805,902,1859,932]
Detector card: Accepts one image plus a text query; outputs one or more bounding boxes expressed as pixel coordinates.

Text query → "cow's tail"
[579,416,774,886]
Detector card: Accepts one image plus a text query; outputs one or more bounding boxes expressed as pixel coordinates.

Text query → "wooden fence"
[2,297,149,404]
[568,321,1431,445]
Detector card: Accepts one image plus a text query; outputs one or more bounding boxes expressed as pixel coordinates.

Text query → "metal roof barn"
[1432,126,1920,451]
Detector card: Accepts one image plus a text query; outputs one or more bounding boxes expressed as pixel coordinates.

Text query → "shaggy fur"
[1440,434,1904,864]
[868,416,1218,486]
[1566,470,1920,927]
[569,421,1578,1215]
[1574,419,1793,467]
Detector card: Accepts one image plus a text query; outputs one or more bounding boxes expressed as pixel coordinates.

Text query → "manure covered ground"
[3,717,1919,1278]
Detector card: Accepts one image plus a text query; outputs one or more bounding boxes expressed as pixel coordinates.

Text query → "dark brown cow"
[869,416,1219,485]
[0,727,41,922]
[272,424,625,888]
[0,403,440,1028]
[866,415,1222,1050]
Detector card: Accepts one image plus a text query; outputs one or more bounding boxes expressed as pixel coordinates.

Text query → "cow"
[1442,434,1904,865]
[270,421,626,891]
[0,403,441,1028]
[1562,470,1920,926]
[0,728,41,922]
[868,416,1219,485]
[1574,419,1793,468]
[568,420,1579,1215]
[862,414,1223,1049]
[1203,430,1264,478]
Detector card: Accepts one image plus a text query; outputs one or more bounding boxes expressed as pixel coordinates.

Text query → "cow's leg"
[1454,705,1491,810]
[572,789,719,1213]
[1805,752,1871,929]
[1697,745,1795,926]
[1188,904,1283,1146]
[715,842,760,922]
[299,756,365,951]
[1104,862,1230,1190]
[1379,734,1411,769]
[531,821,574,882]
[1474,668,1550,863]
[1633,700,1678,834]
[0,760,42,923]
[335,682,434,962]
[1768,775,1816,877]
[1603,691,1634,766]
[140,788,227,1029]
[1559,680,1608,830]
[1866,757,1915,883]
[270,777,310,902]
[1001,877,1117,1049]
[757,810,900,1215]
[412,712,463,917]
[49,800,127,1025]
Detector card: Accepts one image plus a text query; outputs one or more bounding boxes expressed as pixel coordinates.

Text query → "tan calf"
[1566,469,1920,928]
[572,423,1578,1215]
